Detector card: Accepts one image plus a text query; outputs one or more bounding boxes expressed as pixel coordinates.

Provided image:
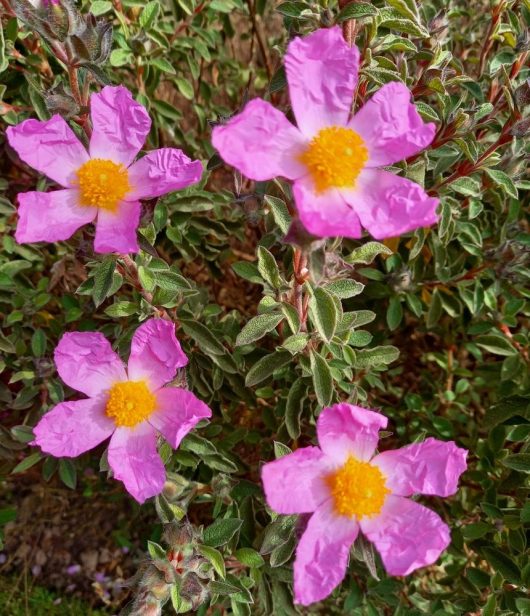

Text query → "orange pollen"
[105,381,156,428]
[299,126,368,193]
[75,158,131,211]
[325,456,390,519]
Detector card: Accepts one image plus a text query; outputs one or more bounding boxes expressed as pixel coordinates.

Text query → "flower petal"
[55,331,127,397]
[261,447,330,515]
[108,422,165,504]
[149,388,212,448]
[211,98,307,181]
[89,86,151,167]
[6,115,89,187]
[349,82,436,167]
[372,438,468,497]
[94,200,141,254]
[360,495,450,576]
[285,26,360,135]
[15,189,96,244]
[294,500,359,606]
[293,177,362,239]
[127,319,188,390]
[343,169,439,239]
[33,397,114,458]
[317,403,387,463]
[127,148,203,200]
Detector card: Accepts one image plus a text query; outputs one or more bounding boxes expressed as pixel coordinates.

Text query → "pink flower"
[261,403,467,606]
[212,27,439,240]
[7,86,203,254]
[32,319,212,503]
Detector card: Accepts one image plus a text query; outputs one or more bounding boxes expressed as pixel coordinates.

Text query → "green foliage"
[1,0,529,614]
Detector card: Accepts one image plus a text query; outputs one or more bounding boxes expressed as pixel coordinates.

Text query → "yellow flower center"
[326,456,390,519]
[105,381,156,428]
[299,126,368,194]
[76,158,131,211]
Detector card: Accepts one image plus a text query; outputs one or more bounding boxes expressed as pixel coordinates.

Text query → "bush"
[0,0,529,614]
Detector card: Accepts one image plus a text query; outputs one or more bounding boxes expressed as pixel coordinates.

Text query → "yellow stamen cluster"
[299,126,368,193]
[326,456,390,519]
[105,381,156,428]
[76,158,131,211]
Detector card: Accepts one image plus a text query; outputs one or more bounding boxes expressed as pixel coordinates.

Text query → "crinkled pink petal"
[294,500,358,606]
[127,148,203,200]
[360,495,450,576]
[94,200,141,254]
[293,177,362,239]
[211,99,307,181]
[15,189,96,244]
[343,169,439,239]
[108,422,165,504]
[55,331,127,397]
[349,82,436,167]
[6,115,89,186]
[317,403,387,463]
[261,446,331,515]
[149,388,212,448]
[372,437,467,497]
[127,319,188,390]
[285,26,360,136]
[33,397,114,457]
[89,86,151,167]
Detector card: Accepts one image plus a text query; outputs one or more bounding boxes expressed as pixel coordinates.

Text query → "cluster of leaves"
[0,0,529,614]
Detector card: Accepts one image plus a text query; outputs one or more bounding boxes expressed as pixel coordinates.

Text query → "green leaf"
[280,302,300,334]
[235,547,265,568]
[139,0,160,29]
[482,547,521,584]
[198,545,226,578]
[264,195,291,234]
[310,350,333,407]
[232,261,262,284]
[151,57,177,75]
[181,320,226,355]
[92,257,116,307]
[276,2,310,18]
[354,346,400,369]
[147,540,166,559]
[502,453,530,473]
[58,459,77,489]
[31,329,46,357]
[309,287,338,342]
[281,333,309,355]
[273,441,292,459]
[245,351,292,387]
[485,168,518,199]
[386,297,403,331]
[475,334,517,356]
[345,242,392,264]
[12,452,42,474]
[484,396,530,427]
[105,301,138,317]
[90,1,113,16]
[257,246,283,289]
[175,77,194,100]
[209,580,241,595]
[285,377,307,439]
[203,518,243,547]
[449,176,482,197]
[337,2,377,22]
[325,279,365,299]
[349,330,373,347]
[236,313,284,346]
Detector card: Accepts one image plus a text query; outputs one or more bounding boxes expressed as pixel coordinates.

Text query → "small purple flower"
[7,86,203,254]
[213,27,439,240]
[32,319,212,503]
[261,403,467,606]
